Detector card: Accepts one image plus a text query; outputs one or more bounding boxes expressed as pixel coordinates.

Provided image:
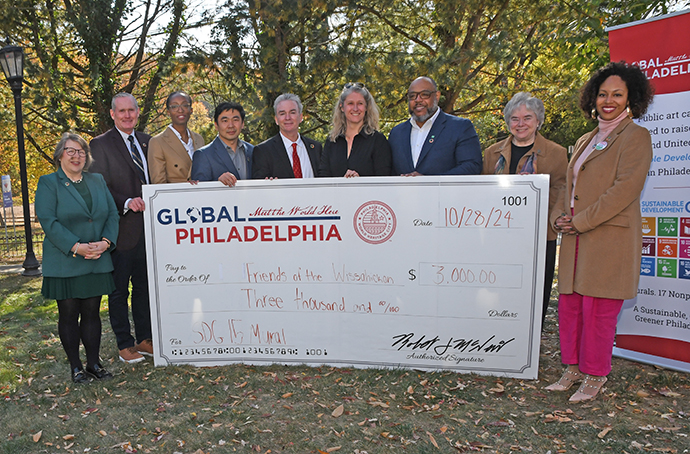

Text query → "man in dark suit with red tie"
[252,93,322,179]
[89,93,153,364]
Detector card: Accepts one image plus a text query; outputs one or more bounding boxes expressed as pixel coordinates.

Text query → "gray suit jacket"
[191,136,254,181]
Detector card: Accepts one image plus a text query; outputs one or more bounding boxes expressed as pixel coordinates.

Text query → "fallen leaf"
[636,390,650,398]
[657,387,681,398]
[32,431,42,442]
[426,431,439,448]
[332,404,344,418]
[98,430,107,437]
[63,434,75,440]
[282,392,293,398]
[598,426,612,438]
[489,383,505,393]
[407,386,414,394]
[326,447,341,452]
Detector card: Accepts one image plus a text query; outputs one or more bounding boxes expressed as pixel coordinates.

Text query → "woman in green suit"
[36,133,119,383]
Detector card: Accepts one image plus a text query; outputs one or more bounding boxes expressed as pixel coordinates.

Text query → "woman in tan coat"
[483,92,567,330]
[546,62,654,402]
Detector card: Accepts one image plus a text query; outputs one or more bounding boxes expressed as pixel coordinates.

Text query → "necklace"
[69,176,83,184]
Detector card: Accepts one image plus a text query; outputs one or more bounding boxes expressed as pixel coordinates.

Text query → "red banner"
[608,10,690,372]
[609,12,690,95]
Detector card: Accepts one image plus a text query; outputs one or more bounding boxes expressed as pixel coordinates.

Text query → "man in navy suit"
[252,93,322,179]
[388,77,482,176]
[89,93,152,364]
[191,102,254,186]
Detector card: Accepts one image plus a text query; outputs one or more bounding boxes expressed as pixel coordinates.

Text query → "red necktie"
[292,143,302,178]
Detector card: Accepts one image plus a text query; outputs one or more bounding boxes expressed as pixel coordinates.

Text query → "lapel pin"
[310,144,314,148]
[594,141,608,150]
[65,182,70,187]
[429,136,435,143]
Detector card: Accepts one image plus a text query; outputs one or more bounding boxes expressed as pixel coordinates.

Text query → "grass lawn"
[1,272,688,454]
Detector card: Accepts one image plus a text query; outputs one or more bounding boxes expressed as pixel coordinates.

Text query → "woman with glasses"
[36,133,119,383]
[482,92,568,331]
[319,83,392,177]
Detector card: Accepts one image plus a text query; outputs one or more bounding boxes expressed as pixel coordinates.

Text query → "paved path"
[0,264,40,275]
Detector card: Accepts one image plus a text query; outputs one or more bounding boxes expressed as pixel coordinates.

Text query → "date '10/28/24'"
[443,196,527,229]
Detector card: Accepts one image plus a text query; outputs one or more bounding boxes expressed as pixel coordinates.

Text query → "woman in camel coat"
[546,62,654,402]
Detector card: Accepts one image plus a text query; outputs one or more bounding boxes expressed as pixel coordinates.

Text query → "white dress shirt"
[409,107,442,167]
[280,132,314,178]
[168,125,195,160]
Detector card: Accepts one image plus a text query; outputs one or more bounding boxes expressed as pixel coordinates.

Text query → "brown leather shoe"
[119,346,145,363]
[135,339,154,356]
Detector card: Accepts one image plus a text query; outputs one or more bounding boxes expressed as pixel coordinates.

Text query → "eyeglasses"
[344,82,365,89]
[64,147,86,157]
[168,103,191,111]
[407,90,437,101]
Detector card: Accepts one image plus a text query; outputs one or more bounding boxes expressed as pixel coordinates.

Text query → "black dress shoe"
[71,367,91,384]
[85,363,113,380]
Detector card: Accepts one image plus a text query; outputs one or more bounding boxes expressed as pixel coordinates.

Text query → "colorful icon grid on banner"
[640,216,690,279]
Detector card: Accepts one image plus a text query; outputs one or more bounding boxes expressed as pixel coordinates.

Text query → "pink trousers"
[558,292,623,375]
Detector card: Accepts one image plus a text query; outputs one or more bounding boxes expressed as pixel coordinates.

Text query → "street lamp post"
[0,45,41,276]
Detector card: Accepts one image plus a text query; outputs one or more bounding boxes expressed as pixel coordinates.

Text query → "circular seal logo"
[353,201,396,244]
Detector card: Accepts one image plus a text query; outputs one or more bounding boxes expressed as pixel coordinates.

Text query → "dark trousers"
[541,239,557,329]
[109,234,151,349]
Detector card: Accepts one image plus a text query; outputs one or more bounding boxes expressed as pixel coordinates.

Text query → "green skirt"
[42,272,115,300]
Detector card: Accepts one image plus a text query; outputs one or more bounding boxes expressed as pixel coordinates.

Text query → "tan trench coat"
[550,117,652,300]
[483,133,568,241]
[149,127,205,184]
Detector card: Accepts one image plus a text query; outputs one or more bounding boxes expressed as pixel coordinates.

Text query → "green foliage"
[0,0,686,197]
[195,0,687,149]
[0,0,192,197]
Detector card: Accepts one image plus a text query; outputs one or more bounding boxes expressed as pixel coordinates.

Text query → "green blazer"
[36,168,119,278]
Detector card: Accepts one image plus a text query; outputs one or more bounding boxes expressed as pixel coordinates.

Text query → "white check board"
[143,175,548,379]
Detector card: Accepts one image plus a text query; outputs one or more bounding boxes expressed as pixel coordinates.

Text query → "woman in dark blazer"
[36,133,119,383]
[319,83,392,177]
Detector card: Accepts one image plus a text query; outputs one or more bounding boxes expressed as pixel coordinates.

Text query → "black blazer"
[89,128,152,251]
[319,130,392,177]
[252,134,322,179]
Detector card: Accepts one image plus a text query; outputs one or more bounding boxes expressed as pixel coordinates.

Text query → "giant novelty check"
[143,175,548,379]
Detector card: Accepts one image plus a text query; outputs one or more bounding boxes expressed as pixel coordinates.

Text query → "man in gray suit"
[191,102,253,187]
